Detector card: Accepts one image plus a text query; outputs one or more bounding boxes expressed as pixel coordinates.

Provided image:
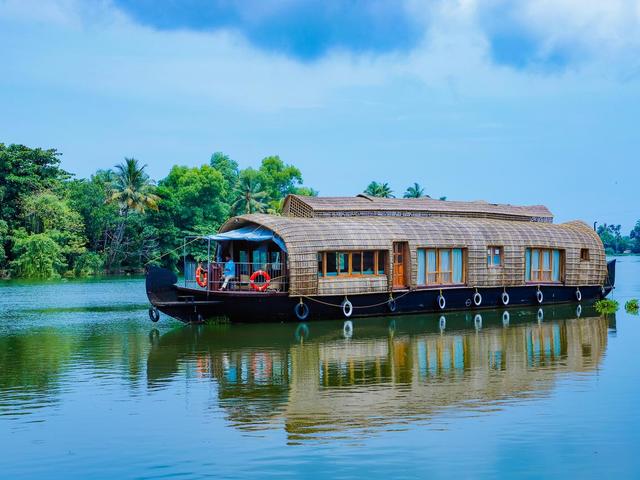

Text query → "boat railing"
[184,261,288,292]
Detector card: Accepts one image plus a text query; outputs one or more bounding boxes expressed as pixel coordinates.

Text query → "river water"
[1,258,638,479]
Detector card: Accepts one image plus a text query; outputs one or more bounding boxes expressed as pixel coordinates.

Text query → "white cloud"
[1,0,639,112]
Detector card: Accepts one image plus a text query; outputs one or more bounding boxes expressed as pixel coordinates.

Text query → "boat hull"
[146,266,614,324]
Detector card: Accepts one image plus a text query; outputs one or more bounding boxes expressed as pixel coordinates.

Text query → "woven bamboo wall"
[219,215,607,296]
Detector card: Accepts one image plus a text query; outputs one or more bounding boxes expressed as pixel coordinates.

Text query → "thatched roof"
[282,194,554,223]
[220,213,606,296]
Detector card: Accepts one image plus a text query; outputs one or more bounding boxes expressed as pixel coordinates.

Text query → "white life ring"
[575,288,582,302]
[294,302,309,321]
[473,291,482,306]
[388,298,397,312]
[343,320,353,338]
[342,298,353,318]
[536,289,544,304]
[437,294,446,310]
[501,291,510,306]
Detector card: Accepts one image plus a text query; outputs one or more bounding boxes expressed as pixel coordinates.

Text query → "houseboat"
[145,194,616,323]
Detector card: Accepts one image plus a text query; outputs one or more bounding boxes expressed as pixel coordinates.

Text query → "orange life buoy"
[195,265,208,288]
[250,270,271,292]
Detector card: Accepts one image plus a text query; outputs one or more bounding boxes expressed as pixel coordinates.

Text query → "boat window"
[580,248,590,261]
[526,248,563,282]
[338,253,349,275]
[487,246,503,267]
[326,252,338,276]
[363,251,375,274]
[352,252,362,275]
[317,250,388,277]
[377,251,387,275]
[418,248,465,286]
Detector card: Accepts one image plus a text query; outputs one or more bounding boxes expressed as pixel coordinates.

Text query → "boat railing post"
[207,238,211,293]
[183,237,187,288]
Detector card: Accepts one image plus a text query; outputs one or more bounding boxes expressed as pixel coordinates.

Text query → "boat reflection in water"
[147,305,612,441]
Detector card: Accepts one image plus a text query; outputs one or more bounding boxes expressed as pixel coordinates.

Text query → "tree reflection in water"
[146,305,611,441]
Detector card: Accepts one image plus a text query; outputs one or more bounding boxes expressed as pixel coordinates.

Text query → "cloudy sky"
[1,0,639,228]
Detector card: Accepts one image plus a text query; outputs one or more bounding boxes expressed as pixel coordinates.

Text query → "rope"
[145,236,205,266]
[289,289,413,310]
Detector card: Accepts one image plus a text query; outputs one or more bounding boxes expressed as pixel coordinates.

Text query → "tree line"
[0,144,317,279]
[597,223,640,254]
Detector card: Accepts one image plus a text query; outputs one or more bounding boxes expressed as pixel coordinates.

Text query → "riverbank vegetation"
[597,223,640,255]
[0,143,318,278]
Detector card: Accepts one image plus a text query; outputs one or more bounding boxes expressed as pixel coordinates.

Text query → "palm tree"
[232,169,268,214]
[106,158,159,270]
[403,182,425,198]
[364,181,394,198]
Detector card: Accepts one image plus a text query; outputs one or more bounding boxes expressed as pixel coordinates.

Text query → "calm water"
[1,259,639,479]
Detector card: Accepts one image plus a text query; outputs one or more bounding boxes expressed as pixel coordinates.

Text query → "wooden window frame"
[580,248,590,261]
[487,246,503,268]
[526,247,564,284]
[417,247,466,287]
[317,250,387,278]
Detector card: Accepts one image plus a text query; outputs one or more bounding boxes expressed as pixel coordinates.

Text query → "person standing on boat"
[221,254,235,290]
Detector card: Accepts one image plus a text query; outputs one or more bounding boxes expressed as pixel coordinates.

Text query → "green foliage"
[0,219,7,265]
[65,171,119,251]
[630,221,640,253]
[10,232,65,278]
[597,223,634,254]
[146,164,228,269]
[104,158,160,271]
[625,299,639,315]
[210,152,239,193]
[232,168,268,215]
[1,142,317,277]
[0,144,70,271]
[594,299,619,314]
[364,181,394,198]
[73,251,105,276]
[257,156,303,202]
[0,143,68,229]
[108,158,159,214]
[403,183,425,198]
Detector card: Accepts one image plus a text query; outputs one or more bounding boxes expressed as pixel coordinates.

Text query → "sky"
[1,0,639,230]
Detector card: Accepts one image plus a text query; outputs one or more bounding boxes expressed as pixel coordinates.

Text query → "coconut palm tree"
[106,157,159,270]
[403,182,425,198]
[364,181,394,198]
[232,169,268,214]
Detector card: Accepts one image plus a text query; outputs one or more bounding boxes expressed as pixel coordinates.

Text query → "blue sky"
[1,0,639,229]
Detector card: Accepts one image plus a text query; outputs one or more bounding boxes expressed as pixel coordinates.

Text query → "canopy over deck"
[206,226,287,252]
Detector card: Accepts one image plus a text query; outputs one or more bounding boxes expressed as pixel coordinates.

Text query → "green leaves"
[594,299,619,314]
[0,143,317,276]
[403,182,425,198]
[364,181,394,198]
[10,232,66,279]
